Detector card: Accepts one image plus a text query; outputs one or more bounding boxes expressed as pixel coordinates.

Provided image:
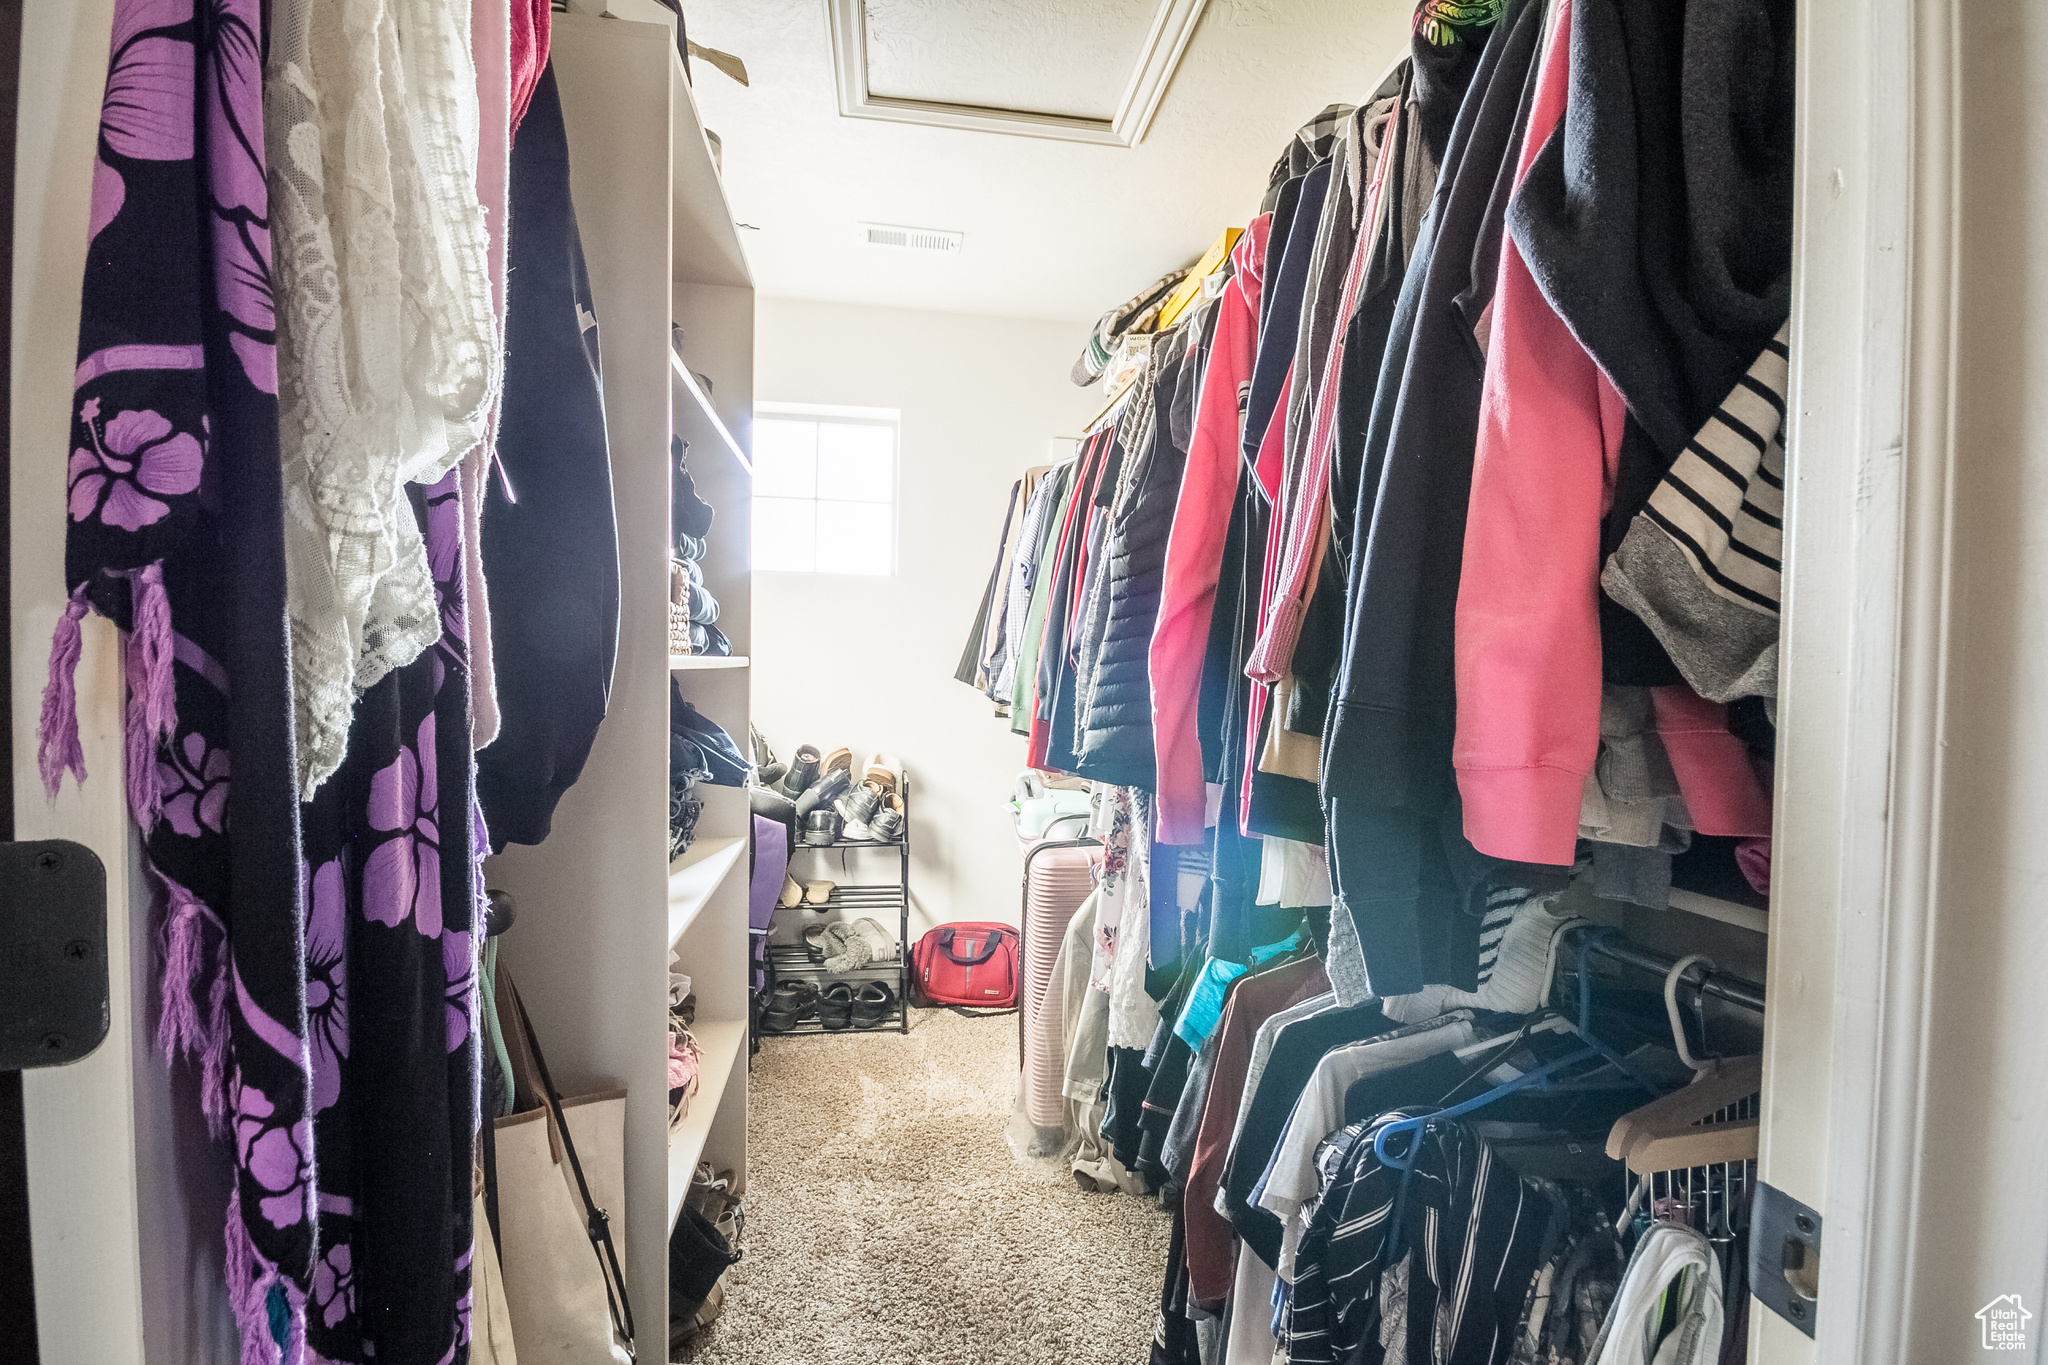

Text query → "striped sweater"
[1601,326,1790,706]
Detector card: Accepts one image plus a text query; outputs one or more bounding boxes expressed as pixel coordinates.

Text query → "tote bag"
[492,971,637,1363]
[911,922,1021,1007]
[471,1187,520,1365]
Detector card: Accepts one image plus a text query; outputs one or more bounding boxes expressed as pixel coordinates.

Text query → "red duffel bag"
[910,922,1020,1008]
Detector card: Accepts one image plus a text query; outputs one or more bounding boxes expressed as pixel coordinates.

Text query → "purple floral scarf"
[44,1,315,1360]
[298,471,481,1364]
[47,5,483,1362]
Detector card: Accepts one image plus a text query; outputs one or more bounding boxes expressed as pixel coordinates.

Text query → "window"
[751,405,898,575]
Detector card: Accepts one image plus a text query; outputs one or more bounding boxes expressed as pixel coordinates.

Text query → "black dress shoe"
[819,983,855,1031]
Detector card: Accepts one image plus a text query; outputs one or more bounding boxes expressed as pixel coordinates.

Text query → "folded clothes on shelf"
[671,686,749,787]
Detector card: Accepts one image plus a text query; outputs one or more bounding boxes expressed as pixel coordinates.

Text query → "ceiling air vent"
[860,222,964,256]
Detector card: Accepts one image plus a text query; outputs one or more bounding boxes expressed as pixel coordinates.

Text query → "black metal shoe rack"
[760,788,911,1036]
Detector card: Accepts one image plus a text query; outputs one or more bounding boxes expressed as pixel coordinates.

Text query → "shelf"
[1668,889,1770,935]
[666,1017,749,1230]
[668,837,749,947]
[672,348,751,472]
[669,653,750,671]
[765,960,904,980]
[759,1003,908,1038]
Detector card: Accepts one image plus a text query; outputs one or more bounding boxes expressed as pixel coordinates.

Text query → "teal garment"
[1172,931,1305,1051]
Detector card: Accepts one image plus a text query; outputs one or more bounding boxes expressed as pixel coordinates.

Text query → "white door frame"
[1761,0,1954,1359]
[11,0,1959,1361]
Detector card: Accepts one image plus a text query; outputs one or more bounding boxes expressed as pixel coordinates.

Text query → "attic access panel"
[826,0,1209,147]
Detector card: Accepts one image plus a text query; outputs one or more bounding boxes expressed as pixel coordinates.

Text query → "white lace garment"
[267,0,503,795]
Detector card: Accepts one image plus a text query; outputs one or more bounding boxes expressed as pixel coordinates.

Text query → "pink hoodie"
[1151,218,1270,845]
[1652,684,1772,838]
[1454,0,1630,865]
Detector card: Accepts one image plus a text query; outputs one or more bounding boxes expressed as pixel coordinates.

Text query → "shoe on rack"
[758,981,818,1033]
[779,874,804,909]
[869,793,903,842]
[803,879,835,907]
[777,745,821,800]
[669,1278,725,1354]
[804,924,830,961]
[755,758,788,789]
[833,781,882,830]
[819,982,855,1031]
[821,747,853,779]
[750,784,797,835]
[852,981,896,1030]
[792,769,849,820]
[801,809,839,846]
[864,753,903,797]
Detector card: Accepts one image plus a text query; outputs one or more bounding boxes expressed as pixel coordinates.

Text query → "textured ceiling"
[863,0,1156,119]
[684,0,1411,323]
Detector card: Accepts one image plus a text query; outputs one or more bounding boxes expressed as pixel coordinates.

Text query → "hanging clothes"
[956,475,1025,689]
[267,0,504,798]
[995,462,1073,711]
[1322,0,1546,996]
[466,0,511,752]
[474,63,621,851]
[299,476,482,1364]
[1601,328,1790,705]
[1151,219,1271,845]
[44,3,315,1356]
[1584,1222,1727,1365]
[1073,337,1196,788]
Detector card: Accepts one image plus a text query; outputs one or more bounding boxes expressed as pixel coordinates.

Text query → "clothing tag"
[1203,783,1224,828]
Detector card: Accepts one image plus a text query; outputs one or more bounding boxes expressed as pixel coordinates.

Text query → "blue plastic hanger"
[1565,927,1666,1094]
[1371,1044,1603,1171]
[1370,928,1660,1174]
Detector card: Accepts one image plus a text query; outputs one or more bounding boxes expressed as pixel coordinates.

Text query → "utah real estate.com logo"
[1978,1295,2032,1351]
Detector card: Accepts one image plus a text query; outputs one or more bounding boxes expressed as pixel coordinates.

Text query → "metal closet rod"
[1563,924,1767,1014]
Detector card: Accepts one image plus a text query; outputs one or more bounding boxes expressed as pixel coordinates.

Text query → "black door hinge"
[0,840,108,1070]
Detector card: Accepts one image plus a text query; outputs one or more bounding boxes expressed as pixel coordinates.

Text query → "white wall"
[752,298,1099,935]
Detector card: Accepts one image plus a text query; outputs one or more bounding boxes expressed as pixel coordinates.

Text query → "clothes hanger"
[1373,1043,1612,1171]
[1388,925,1664,1151]
[1604,955,1763,1174]
[1662,953,1718,1073]
[1432,1014,1580,1110]
[1613,1057,1761,1174]
[1557,928,1667,1094]
[1375,924,1696,1177]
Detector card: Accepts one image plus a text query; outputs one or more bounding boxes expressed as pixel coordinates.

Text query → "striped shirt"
[1288,1115,1553,1364]
[1600,326,1790,704]
[1637,326,1789,616]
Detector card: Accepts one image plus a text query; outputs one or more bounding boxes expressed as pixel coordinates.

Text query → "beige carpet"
[679,1008,1172,1365]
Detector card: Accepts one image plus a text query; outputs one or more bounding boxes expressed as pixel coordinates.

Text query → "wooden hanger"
[1606,1054,1762,1174]
[1605,953,1763,1173]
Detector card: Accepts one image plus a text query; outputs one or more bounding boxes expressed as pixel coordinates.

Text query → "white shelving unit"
[665,1018,750,1227]
[670,837,749,945]
[487,7,754,1353]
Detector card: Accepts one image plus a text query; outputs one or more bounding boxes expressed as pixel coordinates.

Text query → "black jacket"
[476,65,621,851]
[1510,0,1794,463]
[1324,0,1542,813]
[1321,0,1544,994]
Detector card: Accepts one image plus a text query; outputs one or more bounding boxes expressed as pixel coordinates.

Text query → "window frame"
[751,401,902,577]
